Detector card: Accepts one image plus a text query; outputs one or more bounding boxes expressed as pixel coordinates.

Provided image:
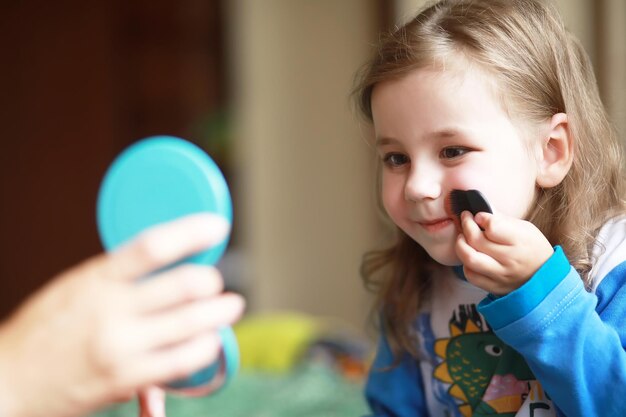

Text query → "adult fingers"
[103,213,230,282]
[134,264,224,314]
[122,332,223,389]
[134,293,244,352]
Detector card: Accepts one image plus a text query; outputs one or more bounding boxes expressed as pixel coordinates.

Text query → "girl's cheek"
[380,180,399,215]
[446,170,483,192]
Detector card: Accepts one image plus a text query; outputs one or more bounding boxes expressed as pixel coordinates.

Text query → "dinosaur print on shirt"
[430,304,554,417]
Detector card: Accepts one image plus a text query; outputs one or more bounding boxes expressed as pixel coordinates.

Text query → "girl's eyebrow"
[375,128,468,147]
[375,137,400,147]
[427,128,466,140]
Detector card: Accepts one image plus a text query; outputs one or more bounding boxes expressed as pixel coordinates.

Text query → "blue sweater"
[365,218,626,416]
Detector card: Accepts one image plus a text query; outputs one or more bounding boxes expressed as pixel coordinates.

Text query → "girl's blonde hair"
[354,0,625,358]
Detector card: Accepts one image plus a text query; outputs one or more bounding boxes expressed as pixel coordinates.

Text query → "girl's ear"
[536,113,573,188]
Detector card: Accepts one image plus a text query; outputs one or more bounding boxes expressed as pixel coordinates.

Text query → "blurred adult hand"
[0,213,244,417]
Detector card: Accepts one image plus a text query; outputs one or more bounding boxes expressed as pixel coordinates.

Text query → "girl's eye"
[440,147,470,159]
[383,153,409,167]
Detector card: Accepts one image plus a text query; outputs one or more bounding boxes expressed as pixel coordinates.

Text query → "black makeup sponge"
[449,189,493,218]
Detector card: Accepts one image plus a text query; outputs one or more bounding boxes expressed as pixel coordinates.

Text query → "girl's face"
[371,68,540,266]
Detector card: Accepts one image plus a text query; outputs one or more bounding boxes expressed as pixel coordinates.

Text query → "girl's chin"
[424,248,461,266]
[436,258,463,267]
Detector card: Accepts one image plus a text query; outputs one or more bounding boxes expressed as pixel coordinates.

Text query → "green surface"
[92,362,369,417]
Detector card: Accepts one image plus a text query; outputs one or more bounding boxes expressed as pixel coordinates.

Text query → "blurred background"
[0,0,390,330]
[0,0,624,415]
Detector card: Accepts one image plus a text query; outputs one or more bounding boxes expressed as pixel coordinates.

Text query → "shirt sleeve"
[478,246,626,417]
[364,330,428,417]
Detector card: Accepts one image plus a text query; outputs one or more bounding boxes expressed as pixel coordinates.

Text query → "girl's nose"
[404,167,442,201]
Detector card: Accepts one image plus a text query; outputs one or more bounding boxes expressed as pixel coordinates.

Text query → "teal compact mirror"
[97,135,239,392]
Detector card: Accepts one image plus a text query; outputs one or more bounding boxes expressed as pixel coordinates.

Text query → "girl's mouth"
[418,218,453,233]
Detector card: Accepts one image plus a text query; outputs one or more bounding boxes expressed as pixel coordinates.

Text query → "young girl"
[353,0,626,416]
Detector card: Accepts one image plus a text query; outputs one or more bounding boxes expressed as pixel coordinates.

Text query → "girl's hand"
[455,211,554,295]
[0,214,245,417]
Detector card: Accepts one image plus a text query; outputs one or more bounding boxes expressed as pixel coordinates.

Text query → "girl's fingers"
[134,293,245,351]
[134,264,224,314]
[474,212,516,245]
[461,268,510,296]
[461,212,519,263]
[456,234,503,277]
[460,212,509,260]
[104,213,230,282]
[460,211,484,245]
